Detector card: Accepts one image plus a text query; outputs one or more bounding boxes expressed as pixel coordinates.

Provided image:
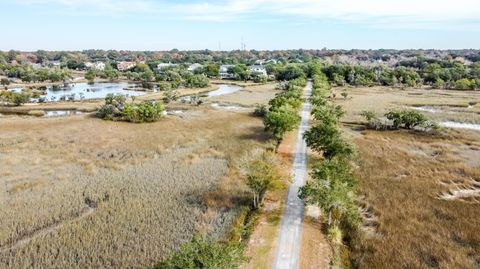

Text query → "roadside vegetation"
[298,67,361,268]
[155,235,248,269]
[264,77,305,151]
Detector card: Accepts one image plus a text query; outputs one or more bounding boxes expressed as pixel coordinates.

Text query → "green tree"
[385,109,427,129]
[85,69,97,82]
[155,235,247,269]
[304,124,353,160]
[11,92,30,106]
[299,159,359,227]
[0,78,10,87]
[455,78,475,90]
[230,64,250,81]
[103,63,119,81]
[241,151,281,208]
[264,104,300,152]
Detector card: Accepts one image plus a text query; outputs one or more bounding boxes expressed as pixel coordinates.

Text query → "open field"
[333,86,480,124]
[0,101,271,268]
[210,82,278,107]
[335,86,480,268]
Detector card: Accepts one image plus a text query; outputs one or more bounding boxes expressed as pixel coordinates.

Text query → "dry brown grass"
[336,86,480,269]
[0,104,271,268]
[333,86,480,124]
[210,82,279,107]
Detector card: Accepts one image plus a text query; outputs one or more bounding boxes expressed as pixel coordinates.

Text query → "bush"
[455,78,475,90]
[252,104,267,117]
[163,89,179,103]
[360,110,383,130]
[155,235,248,269]
[0,91,30,106]
[124,101,163,123]
[252,74,268,83]
[96,94,163,123]
[385,109,427,129]
[186,74,209,88]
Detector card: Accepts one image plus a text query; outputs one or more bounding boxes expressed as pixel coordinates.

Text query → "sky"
[1,0,480,51]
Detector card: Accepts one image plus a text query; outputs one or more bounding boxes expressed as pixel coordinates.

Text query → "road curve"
[273,81,312,269]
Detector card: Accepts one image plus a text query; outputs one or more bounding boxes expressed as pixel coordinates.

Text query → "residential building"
[219,64,235,79]
[117,61,136,71]
[187,63,203,72]
[249,65,268,76]
[85,62,106,71]
[49,60,61,67]
[157,62,177,71]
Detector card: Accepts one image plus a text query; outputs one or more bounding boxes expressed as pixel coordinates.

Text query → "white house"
[187,63,203,72]
[219,64,235,79]
[85,62,106,71]
[249,65,267,76]
[157,62,177,71]
[49,60,61,67]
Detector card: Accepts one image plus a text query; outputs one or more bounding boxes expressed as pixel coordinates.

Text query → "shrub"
[96,94,163,123]
[455,78,475,90]
[1,78,10,87]
[252,74,268,83]
[124,101,163,123]
[186,74,209,88]
[163,89,179,104]
[155,235,248,269]
[252,104,268,117]
[0,91,30,106]
[360,110,383,130]
[385,109,427,129]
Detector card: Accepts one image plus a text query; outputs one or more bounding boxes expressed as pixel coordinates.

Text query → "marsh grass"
[0,107,268,268]
[349,130,480,268]
[337,86,480,268]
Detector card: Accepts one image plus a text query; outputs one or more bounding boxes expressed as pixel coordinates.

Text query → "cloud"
[14,0,480,29]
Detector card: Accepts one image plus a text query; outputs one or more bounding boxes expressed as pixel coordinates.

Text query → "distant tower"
[218,41,222,51]
[241,37,246,51]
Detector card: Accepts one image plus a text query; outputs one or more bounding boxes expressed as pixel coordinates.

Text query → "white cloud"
[14,0,480,29]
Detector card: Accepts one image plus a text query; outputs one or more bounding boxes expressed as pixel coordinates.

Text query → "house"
[49,60,61,67]
[157,62,177,71]
[249,65,267,76]
[187,63,203,72]
[219,65,235,79]
[85,62,106,71]
[117,61,136,71]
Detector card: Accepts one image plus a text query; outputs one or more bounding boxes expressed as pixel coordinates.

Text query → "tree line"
[298,68,360,268]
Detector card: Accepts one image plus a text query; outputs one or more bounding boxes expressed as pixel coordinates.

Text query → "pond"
[12,82,146,102]
[44,110,85,117]
[211,103,246,110]
[440,121,480,131]
[207,84,242,97]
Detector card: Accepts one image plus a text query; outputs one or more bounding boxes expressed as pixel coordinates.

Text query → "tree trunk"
[274,137,283,153]
[328,211,332,227]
